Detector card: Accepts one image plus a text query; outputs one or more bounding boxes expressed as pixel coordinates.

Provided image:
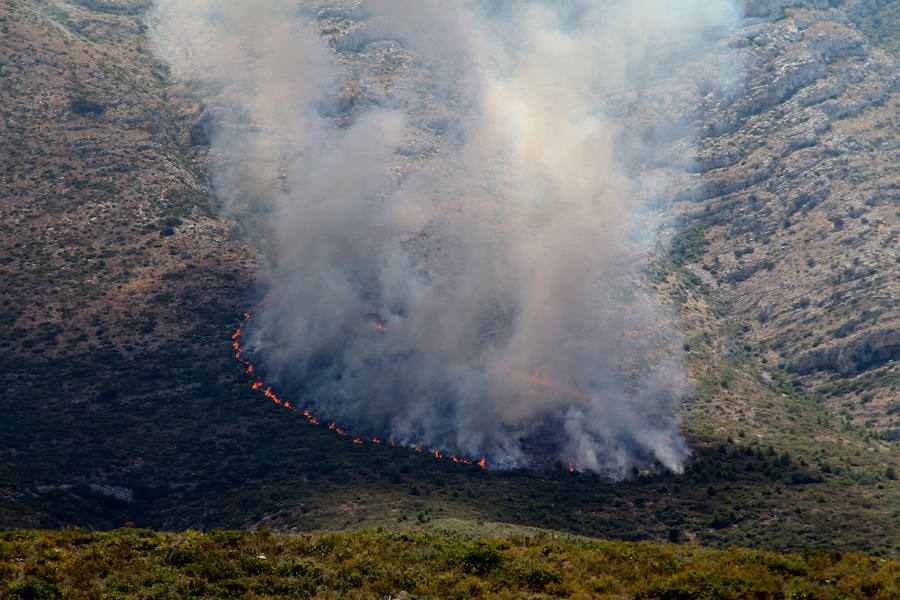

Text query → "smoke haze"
[152,0,742,477]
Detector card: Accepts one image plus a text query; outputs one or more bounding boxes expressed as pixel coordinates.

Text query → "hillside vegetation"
[2,528,898,599]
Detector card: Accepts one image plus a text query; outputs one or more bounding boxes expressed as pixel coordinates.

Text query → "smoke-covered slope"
[150,0,751,476]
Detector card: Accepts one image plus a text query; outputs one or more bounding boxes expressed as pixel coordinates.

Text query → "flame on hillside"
[231,298,695,473]
[231,298,494,469]
[151,0,740,480]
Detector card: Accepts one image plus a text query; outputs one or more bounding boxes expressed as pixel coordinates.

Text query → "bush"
[519,565,561,591]
[0,529,897,599]
[70,97,106,116]
[668,223,710,267]
[461,542,503,575]
[6,579,62,599]
[709,512,732,529]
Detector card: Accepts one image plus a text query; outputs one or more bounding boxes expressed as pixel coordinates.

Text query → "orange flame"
[530,369,552,387]
[232,302,507,471]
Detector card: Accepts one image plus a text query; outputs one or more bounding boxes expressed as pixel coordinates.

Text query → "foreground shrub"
[0,528,896,599]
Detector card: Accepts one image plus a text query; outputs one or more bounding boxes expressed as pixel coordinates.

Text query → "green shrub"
[461,541,503,575]
[6,579,62,600]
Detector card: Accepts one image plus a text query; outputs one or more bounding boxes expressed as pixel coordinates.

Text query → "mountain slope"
[0,0,897,555]
[674,0,900,435]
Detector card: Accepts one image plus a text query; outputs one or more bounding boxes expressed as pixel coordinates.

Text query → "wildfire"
[530,369,552,387]
[231,299,488,469]
[230,297,585,472]
[504,367,588,401]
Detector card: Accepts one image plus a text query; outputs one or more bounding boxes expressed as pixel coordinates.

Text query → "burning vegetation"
[232,297,488,469]
[152,0,744,477]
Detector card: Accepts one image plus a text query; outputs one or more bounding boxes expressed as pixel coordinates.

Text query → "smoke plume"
[152,0,742,477]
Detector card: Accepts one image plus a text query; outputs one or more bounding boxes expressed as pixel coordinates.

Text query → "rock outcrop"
[789,329,900,375]
[672,0,900,427]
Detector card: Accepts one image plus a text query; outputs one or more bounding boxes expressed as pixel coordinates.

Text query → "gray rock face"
[789,329,900,375]
[743,0,831,20]
[804,22,868,60]
[674,1,900,427]
[737,46,827,117]
[694,6,897,180]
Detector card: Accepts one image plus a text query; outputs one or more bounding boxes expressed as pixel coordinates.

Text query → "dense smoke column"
[152,0,742,478]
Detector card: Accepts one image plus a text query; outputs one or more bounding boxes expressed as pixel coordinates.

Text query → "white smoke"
[151,0,742,478]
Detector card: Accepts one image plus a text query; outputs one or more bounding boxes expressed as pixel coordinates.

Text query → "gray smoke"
[152,0,742,477]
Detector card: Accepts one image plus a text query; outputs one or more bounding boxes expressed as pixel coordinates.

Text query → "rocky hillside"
[672,0,900,434]
[0,0,260,527]
[0,0,255,365]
